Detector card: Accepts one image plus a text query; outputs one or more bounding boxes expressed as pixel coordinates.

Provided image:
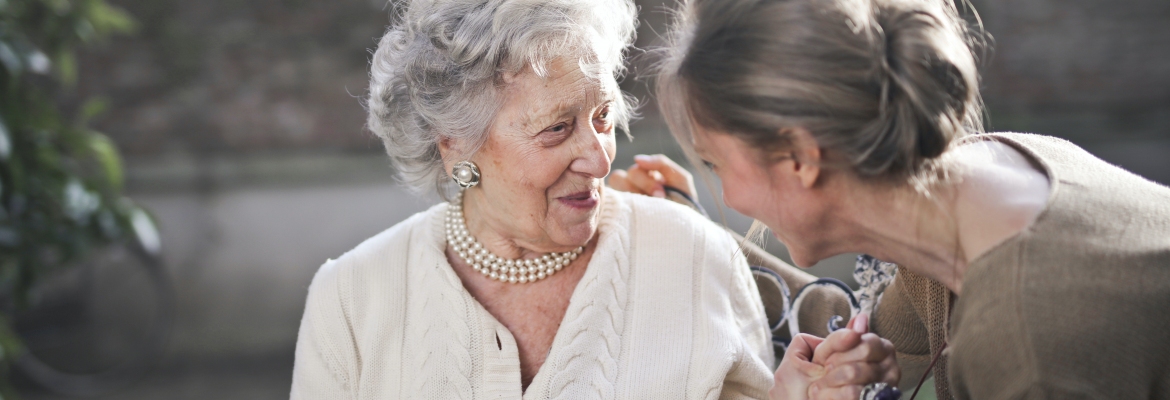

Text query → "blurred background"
[5,0,1168,398]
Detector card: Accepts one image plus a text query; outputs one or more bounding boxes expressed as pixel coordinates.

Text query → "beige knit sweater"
[872,132,1170,399]
[290,191,775,399]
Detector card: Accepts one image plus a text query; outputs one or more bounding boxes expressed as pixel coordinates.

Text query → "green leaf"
[75,18,97,43]
[88,132,124,190]
[87,0,137,35]
[78,96,109,124]
[54,48,75,85]
[0,316,25,363]
[45,0,72,15]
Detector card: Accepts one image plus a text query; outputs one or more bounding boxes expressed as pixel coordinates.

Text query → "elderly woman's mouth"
[557,190,600,209]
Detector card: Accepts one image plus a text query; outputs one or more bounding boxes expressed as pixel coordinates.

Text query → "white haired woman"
[290,0,897,399]
[647,0,1170,398]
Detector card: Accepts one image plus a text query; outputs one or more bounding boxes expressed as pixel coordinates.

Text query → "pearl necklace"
[445,192,583,284]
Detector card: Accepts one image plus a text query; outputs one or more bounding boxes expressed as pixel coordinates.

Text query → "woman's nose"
[569,122,613,179]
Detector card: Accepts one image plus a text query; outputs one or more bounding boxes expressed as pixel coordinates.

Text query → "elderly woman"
[646,0,1170,398]
[290,0,896,399]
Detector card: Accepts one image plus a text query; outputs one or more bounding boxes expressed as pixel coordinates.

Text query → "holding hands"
[612,154,901,400]
[773,314,900,400]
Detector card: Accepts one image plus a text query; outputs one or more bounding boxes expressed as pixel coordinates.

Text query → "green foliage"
[0,0,150,385]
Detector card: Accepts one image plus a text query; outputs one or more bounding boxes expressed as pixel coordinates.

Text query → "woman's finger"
[849,313,869,334]
[823,333,890,366]
[817,361,883,388]
[821,339,900,386]
[624,165,666,198]
[633,154,695,197]
[880,356,901,386]
[808,383,862,400]
[812,328,862,367]
[647,169,666,185]
[608,169,636,193]
[874,346,900,386]
[781,334,828,379]
[786,333,826,363]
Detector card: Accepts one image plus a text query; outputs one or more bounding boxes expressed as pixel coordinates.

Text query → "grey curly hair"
[367,0,639,197]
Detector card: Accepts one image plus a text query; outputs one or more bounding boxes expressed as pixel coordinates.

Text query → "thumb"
[772,334,827,400]
[783,334,827,378]
[785,333,824,363]
[812,327,861,366]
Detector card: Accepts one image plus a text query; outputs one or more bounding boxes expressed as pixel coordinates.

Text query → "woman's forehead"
[501,59,618,129]
[691,124,730,157]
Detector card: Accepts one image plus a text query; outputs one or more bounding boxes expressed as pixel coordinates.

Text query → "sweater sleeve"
[720,248,777,399]
[290,259,358,400]
[870,273,933,391]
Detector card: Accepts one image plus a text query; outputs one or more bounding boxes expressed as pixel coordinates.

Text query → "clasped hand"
[772,314,899,400]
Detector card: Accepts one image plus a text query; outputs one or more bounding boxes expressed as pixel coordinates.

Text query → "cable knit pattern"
[290,191,774,399]
[535,192,632,399]
[403,244,475,398]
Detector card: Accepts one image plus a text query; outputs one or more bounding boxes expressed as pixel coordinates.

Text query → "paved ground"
[19,352,295,400]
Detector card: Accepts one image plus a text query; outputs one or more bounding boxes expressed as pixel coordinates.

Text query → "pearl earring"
[452,160,480,188]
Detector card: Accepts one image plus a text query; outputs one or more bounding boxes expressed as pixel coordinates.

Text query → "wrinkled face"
[456,57,618,251]
[691,125,830,267]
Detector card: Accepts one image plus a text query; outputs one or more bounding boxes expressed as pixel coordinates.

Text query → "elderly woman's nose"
[569,126,613,178]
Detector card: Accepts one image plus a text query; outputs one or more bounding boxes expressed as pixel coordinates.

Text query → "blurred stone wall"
[975,0,1170,173]
[73,0,390,156]
[77,0,1167,348]
[72,0,1169,178]
[974,0,1170,184]
[978,0,1170,122]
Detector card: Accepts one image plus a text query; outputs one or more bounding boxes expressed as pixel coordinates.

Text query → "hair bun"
[870,0,982,168]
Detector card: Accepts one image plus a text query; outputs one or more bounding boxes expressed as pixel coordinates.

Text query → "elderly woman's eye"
[593,107,614,133]
[537,121,573,146]
[702,160,716,170]
[544,122,570,134]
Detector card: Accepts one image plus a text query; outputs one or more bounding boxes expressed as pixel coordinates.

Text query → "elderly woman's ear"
[437,135,453,156]
[437,135,469,175]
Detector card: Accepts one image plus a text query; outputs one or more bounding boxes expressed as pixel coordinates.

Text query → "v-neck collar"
[423,192,631,398]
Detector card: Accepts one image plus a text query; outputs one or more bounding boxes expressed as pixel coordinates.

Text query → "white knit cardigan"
[290,191,775,399]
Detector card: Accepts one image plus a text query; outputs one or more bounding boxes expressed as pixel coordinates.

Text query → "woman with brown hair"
[630,0,1170,398]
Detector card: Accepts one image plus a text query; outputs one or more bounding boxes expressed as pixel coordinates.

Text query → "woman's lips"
[557,190,599,209]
